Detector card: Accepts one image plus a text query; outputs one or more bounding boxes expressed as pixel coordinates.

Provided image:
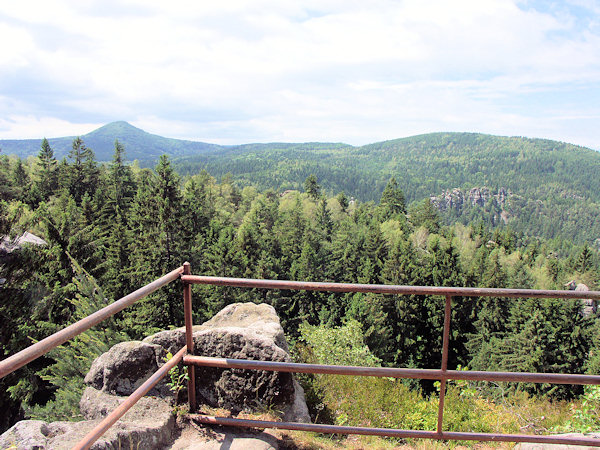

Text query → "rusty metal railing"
[2,264,600,448]
[0,266,184,378]
[182,273,600,448]
[0,266,185,450]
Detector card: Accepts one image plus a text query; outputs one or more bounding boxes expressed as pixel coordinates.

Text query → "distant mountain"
[0,121,223,162]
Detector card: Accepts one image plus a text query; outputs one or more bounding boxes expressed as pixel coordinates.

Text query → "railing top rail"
[0,266,184,379]
[182,275,600,300]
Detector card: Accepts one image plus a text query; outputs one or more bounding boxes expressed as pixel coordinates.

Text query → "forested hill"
[2,134,600,435]
[3,124,600,243]
[174,132,600,203]
[0,121,221,163]
[172,132,600,245]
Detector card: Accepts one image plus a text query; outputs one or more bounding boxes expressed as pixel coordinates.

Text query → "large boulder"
[84,341,169,396]
[143,302,310,421]
[0,392,176,450]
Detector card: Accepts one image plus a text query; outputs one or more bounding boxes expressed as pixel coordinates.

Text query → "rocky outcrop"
[143,302,309,421]
[170,425,280,449]
[430,186,513,225]
[84,341,170,396]
[0,392,176,449]
[0,302,309,449]
[430,186,512,211]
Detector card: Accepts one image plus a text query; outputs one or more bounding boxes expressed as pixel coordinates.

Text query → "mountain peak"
[0,121,220,161]
[86,121,145,137]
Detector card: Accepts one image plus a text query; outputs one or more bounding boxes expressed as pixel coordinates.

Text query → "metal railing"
[1,262,600,448]
[182,271,600,448]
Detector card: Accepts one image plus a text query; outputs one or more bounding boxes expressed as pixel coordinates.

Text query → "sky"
[1,0,599,148]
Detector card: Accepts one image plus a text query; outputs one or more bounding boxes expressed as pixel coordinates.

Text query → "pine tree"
[124,156,186,334]
[11,159,29,202]
[468,249,512,371]
[35,138,58,200]
[315,197,334,241]
[337,192,349,213]
[379,177,406,219]
[29,257,128,421]
[108,140,135,215]
[304,174,320,200]
[408,198,441,233]
[101,141,136,298]
[575,245,593,273]
[277,196,306,276]
[66,138,99,204]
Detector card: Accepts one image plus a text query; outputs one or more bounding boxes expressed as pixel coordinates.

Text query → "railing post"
[436,295,452,436]
[183,262,197,412]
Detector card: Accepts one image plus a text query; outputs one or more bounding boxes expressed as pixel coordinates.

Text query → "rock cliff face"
[430,186,513,225]
[0,302,309,449]
[430,186,512,212]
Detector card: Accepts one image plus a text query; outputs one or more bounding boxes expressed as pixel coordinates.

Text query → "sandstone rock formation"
[430,186,512,215]
[0,302,309,449]
[143,302,310,422]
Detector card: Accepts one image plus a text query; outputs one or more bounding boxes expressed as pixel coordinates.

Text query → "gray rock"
[143,328,187,355]
[84,341,169,396]
[171,425,280,449]
[0,390,177,449]
[142,302,310,421]
[193,328,295,412]
[78,387,177,449]
[0,420,47,450]
[1,302,310,449]
[283,380,311,423]
[196,303,289,352]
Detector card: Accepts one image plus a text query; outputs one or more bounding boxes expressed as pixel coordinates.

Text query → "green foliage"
[379,177,406,219]
[554,386,600,433]
[295,322,576,442]
[164,352,189,403]
[27,256,128,422]
[303,174,320,200]
[2,140,600,435]
[170,132,600,245]
[299,320,380,367]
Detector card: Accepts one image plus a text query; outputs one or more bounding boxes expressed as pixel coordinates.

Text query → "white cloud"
[0,0,599,149]
[0,115,102,139]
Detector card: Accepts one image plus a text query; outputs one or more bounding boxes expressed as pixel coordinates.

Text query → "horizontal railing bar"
[184,355,600,385]
[185,355,440,379]
[190,415,600,446]
[73,346,187,450]
[181,275,600,300]
[0,266,184,379]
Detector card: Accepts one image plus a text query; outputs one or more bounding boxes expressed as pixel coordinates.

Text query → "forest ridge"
[2,121,600,245]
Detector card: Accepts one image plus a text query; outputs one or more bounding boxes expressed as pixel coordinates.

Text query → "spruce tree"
[35,138,58,200]
[11,159,29,202]
[304,174,320,200]
[66,138,99,204]
[379,177,406,219]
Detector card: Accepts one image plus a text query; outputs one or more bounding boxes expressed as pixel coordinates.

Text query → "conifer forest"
[1,136,600,438]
